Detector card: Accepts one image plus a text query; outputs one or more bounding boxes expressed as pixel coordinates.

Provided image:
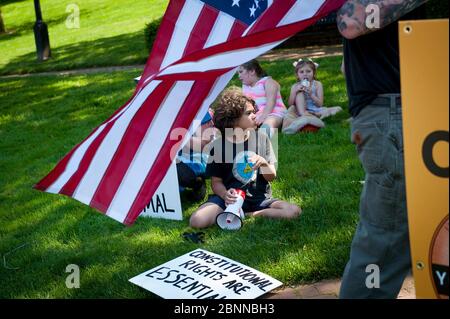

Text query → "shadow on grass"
[0,29,148,75]
[0,0,26,6]
[0,7,93,44]
[0,187,355,298]
[0,71,137,127]
[0,194,194,298]
[0,159,356,298]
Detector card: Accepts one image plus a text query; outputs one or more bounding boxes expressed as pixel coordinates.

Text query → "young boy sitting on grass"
[189,87,301,229]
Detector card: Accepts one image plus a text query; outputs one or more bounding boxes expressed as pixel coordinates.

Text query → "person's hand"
[249,154,268,170]
[303,85,312,95]
[224,188,238,205]
[293,83,303,93]
[256,113,268,126]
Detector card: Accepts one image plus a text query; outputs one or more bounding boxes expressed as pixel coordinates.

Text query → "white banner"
[129,249,282,299]
[139,160,183,221]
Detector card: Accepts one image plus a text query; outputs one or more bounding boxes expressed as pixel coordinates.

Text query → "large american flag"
[34,0,345,225]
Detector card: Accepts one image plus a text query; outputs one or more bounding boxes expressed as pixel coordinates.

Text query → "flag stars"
[249,4,256,17]
[231,0,240,7]
[254,0,260,9]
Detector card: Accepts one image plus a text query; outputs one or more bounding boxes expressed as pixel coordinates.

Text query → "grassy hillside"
[0,0,168,75]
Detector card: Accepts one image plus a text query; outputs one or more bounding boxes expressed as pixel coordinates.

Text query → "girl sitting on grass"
[282,58,343,134]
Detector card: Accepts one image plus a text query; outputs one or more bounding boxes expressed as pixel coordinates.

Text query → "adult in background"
[238,60,287,138]
[337,0,428,298]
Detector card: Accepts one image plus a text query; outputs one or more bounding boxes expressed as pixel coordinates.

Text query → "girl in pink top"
[239,60,286,137]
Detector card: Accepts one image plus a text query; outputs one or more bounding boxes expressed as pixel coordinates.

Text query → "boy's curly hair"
[213,87,257,135]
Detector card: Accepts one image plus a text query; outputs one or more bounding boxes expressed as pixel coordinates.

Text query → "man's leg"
[339,99,411,299]
[339,221,411,298]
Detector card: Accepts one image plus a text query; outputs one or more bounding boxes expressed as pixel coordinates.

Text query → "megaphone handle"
[239,208,245,220]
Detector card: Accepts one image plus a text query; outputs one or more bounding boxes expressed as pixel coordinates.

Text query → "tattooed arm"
[337,0,429,39]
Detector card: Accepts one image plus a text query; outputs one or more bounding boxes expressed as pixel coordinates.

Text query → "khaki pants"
[339,94,412,299]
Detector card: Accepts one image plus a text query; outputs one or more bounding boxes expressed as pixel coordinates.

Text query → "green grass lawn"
[0,0,168,75]
[0,56,363,298]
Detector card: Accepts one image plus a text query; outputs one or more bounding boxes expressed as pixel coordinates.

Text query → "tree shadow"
[0,0,27,6]
[0,9,86,43]
[0,185,355,298]
[0,29,147,75]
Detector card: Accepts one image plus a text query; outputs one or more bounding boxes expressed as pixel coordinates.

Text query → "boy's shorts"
[204,195,279,213]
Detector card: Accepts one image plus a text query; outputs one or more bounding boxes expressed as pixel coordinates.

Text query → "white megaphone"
[216,189,246,230]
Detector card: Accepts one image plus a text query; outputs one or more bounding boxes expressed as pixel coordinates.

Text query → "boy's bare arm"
[260,164,277,182]
[337,0,429,39]
[263,78,280,114]
[251,155,277,182]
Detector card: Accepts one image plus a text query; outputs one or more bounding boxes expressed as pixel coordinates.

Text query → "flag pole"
[33,0,51,61]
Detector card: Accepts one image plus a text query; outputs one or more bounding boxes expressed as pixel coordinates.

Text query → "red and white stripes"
[140,0,247,85]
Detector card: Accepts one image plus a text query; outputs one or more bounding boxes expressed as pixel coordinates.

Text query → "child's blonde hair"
[293,58,319,81]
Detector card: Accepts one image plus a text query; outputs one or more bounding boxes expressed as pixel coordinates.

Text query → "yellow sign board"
[399,19,449,299]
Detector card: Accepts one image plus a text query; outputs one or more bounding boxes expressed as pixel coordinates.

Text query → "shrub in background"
[144,0,448,51]
[144,17,162,53]
[427,0,449,19]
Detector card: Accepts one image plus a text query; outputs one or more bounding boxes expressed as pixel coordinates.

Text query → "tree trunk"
[0,8,5,34]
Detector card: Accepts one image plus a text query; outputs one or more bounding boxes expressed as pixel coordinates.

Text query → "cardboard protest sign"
[399,19,449,299]
[129,249,282,299]
[139,160,183,221]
